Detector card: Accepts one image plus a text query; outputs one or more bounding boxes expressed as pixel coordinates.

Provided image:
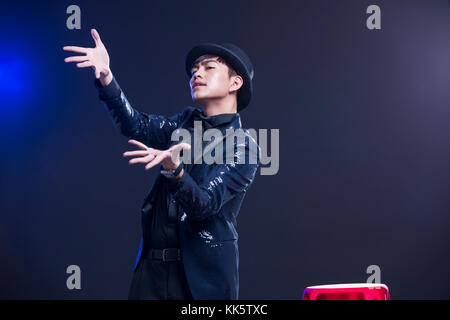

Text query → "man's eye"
[191,66,213,75]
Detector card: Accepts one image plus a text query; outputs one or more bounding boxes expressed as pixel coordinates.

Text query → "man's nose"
[191,72,203,85]
[192,67,205,79]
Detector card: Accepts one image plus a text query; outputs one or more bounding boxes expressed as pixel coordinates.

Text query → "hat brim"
[185,43,252,111]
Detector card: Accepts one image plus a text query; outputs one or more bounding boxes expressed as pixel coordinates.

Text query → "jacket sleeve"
[167,134,260,221]
[94,77,182,150]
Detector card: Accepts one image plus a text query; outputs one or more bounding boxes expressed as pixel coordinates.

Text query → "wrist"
[163,159,180,171]
[174,168,184,180]
[99,70,113,87]
[161,162,184,180]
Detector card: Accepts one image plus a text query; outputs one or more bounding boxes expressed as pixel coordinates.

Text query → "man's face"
[189,54,241,106]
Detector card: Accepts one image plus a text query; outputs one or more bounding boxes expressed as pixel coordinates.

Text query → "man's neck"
[200,99,237,116]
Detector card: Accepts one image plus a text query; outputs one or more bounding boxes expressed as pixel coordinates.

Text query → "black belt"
[142,248,181,262]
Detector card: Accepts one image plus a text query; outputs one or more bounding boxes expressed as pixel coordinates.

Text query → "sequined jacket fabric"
[95,78,259,300]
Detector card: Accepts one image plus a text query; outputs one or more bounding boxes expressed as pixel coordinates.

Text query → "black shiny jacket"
[95,78,259,299]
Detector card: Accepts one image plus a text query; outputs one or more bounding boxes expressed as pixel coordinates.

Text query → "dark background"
[1,0,449,299]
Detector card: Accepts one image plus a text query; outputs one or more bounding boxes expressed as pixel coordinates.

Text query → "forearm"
[95,76,145,139]
[95,76,172,149]
[167,170,218,221]
[166,136,259,221]
[166,164,256,221]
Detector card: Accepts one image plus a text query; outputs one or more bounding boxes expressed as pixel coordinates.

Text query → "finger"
[63,46,88,54]
[123,150,149,157]
[128,139,150,150]
[129,154,156,165]
[64,55,89,63]
[91,28,102,45]
[145,153,167,170]
[76,61,94,68]
[95,70,100,79]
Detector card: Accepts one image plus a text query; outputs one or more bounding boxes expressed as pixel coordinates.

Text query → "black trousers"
[127,257,193,300]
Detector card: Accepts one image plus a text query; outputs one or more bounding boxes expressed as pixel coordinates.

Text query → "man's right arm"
[94,76,181,150]
[64,29,181,150]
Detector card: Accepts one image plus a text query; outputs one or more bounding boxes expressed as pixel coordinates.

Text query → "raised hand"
[123,139,191,174]
[63,28,113,86]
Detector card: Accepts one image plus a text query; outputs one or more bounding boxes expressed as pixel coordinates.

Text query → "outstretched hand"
[63,28,112,86]
[123,139,191,174]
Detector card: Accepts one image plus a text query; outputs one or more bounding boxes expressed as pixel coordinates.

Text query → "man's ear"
[229,75,243,94]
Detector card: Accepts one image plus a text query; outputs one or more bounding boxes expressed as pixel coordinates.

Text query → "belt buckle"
[162,248,173,262]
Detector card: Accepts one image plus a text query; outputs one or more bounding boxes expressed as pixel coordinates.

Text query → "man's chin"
[192,96,209,105]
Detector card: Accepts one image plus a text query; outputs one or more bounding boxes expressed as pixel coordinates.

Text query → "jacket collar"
[191,107,240,129]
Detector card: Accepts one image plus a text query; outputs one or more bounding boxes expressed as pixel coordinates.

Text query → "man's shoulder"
[225,124,260,166]
[179,105,197,117]
[168,105,196,123]
[229,125,259,148]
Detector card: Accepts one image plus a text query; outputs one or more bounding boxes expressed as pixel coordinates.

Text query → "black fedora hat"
[185,42,254,111]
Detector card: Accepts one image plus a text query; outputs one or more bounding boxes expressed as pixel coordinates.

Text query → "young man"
[63,29,259,300]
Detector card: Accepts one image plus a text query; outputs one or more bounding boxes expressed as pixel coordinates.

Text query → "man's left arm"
[166,140,259,221]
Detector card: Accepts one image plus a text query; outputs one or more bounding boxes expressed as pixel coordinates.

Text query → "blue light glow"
[0,57,27,94]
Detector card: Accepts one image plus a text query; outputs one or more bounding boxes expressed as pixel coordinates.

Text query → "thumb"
[91,28,102,45]
[179,143,192,151]
[169,143,191,163]
[170,143,191,153]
